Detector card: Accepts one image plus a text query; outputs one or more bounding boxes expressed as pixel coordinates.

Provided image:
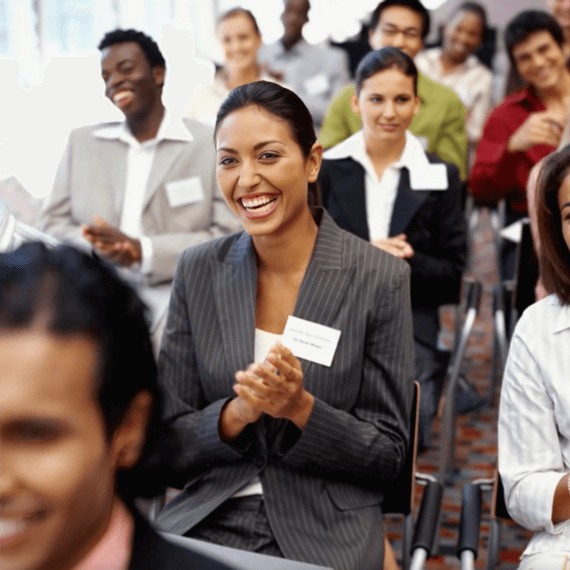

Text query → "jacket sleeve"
[157,252,259,474]
[37,130,90,251]
[469,106,527,204]
[431,95,468,180]
[276,260,414,485]
[146,182,242,284]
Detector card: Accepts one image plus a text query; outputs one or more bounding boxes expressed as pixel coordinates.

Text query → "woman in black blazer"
[156,81,415,570]
[319,47,467,452]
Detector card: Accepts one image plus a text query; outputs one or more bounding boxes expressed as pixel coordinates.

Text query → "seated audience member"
[319,0,468,179]
[319,47,466,452]
[415,2,493,146]
[155,81,415,570]
[259,0,350,130]
[38,28,240,285]
[499,147,570,570]
[502,0,570,98]
[0,242,234,570]
[185,8,279,126]
[470,11,570,280]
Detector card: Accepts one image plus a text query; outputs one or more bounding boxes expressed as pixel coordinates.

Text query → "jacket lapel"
[389,167,432,236]
[142,140,186,212]
[96,139,128,226]
[211,232,257,375]
[294,210,355,337]
[327,159,370,241]
[210,212,354,376]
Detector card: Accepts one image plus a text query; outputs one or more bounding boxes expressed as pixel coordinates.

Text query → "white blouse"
[499,294,570,559]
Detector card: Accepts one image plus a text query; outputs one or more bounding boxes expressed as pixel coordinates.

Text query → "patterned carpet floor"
[385,208,532,569]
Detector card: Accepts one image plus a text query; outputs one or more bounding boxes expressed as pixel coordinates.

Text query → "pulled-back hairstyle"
[536,147,570,304]
[355,46,418,96]
[217,7,261,35]
[214,80,320,208]
[0,242,179,500]
[505,10,564,65]
[449,2,488,42]
[98,28,166,70]
[369,0,431,40]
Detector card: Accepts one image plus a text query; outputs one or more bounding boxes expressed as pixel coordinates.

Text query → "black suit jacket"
[129,512,235,570]
[319,154,467,347]
[156,210,415,570]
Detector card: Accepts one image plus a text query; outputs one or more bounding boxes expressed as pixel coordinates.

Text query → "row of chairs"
[456,208,539,568]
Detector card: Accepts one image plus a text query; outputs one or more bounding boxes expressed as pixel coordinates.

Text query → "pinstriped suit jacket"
[156,209,415,570]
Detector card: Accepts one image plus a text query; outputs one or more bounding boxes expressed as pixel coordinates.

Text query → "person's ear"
[307,142,323,183]
[413,94,421,117]
[350,93,361,116]
[111,391,153,469]
[153,66,166,89]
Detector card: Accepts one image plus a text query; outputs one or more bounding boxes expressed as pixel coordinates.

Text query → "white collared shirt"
[93,110,192,274]
[499,294,570,559]
[324,130,436,242]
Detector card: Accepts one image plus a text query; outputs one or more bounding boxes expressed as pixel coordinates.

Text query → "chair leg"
[486,519,501,570]
[402,513,414,570]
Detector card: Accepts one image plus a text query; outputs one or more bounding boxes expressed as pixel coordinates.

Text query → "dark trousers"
[184,495,284,558]
[415,339,448,452]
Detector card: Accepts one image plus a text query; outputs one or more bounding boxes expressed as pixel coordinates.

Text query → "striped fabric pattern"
[156,210,415,570]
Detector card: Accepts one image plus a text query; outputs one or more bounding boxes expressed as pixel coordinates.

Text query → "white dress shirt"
[93,111,193,274]
[415,47,493,142]
[499,294,570,559]
[324,130,438,242]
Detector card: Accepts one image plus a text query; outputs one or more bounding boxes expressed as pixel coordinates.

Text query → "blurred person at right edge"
[470,10,570,281]
[527,101,570,301]
[414,2,492,161]
[498,147,570,570]
[319,0,468,180]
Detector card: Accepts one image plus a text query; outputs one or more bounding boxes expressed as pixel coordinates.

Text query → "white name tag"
[281,316,341,367]
[410,163,448,191]
[304,73,330,96]
[165,177,205,207]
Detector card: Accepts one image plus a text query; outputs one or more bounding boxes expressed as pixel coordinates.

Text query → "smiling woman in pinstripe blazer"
[156,81,415,570]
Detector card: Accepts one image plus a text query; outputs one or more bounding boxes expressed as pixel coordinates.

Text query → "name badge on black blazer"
[282,316,341,367]
[410,163,448,191]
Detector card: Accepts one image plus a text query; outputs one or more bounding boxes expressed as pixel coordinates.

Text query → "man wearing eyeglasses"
[319,0,468,179]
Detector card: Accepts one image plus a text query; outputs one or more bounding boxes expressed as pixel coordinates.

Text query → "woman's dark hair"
[0,242,179,500]
[369,0,431,40]
[505,11,564,65]
[217,7,261,35]
[449,2,488,43]
[355,46,418,96]
[214,80,320,208]
[98,28,166,70]
[536,147,570,304]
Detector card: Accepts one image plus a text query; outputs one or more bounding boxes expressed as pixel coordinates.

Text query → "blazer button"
[255,457,264,469]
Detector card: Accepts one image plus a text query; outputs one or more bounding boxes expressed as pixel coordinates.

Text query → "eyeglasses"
[379,25,421,40]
